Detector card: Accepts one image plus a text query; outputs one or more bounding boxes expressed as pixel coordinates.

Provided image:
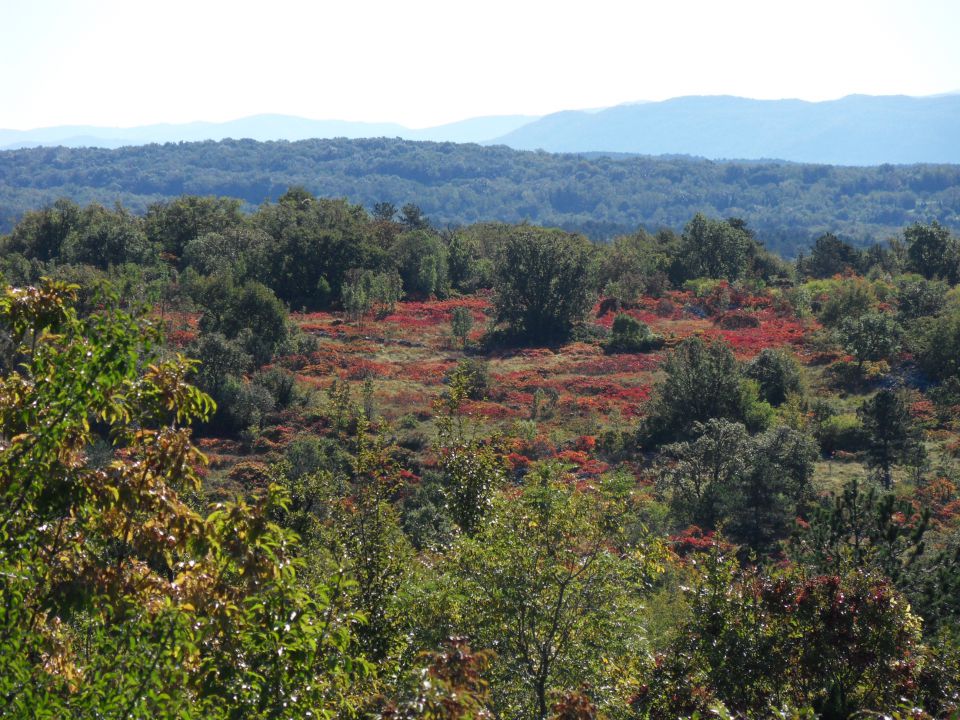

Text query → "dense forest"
[3,189,960,718]
[1,137,959,257]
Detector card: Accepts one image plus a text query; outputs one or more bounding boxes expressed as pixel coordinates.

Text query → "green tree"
[915,307,960,382]
[254,189,380,310]
[642,336,752,442]
[816,276,880,328]
[493,228,594,344]
[745,347,803,406]
[144,195,245,260]
[674,213,754,282]
[793,478,960,641]
[450,306,474,348]
[656,419,816,549]
[791,477,929,590]
[804,232,863,278]
[280,406,414,665]
[341,269,403,326]
[447,233,487,293]
[60,203,156,269]
[594,228,674,300]
[858,389,924,489]
[839,311,901,368]
[220,281,288,366]
[430,465,662,719]
[896,276,947,321]
[192,274,288,366]
[372,201,397,223]
[3,198,82,262]
[188,331,253,395]
[400,203,429,230]
[339,414,413,662]
[182,226,272,280]
[433,364,504,536]
[727,424,817,551]
[369,270,403,316]
[656,418,751,530]
[342,272,372,328]
[391,229,449,297]
[905,221,958,282]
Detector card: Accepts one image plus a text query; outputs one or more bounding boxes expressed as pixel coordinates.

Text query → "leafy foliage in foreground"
[0,282,364,718]
[639,548,935,719]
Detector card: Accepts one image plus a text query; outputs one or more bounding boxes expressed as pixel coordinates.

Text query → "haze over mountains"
[3,94,959,165]
[0,115,539,152]
[498,94,960,165]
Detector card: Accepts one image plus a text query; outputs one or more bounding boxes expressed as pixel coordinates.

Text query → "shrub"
[604,313,664,354]
[450,358,490,401]
[715,310,760,329]
[817,413,866,455]
[745,348,803,406]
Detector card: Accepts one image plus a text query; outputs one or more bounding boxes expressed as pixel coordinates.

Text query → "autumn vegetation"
[2,190,960,718]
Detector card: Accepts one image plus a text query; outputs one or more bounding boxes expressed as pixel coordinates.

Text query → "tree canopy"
[492,227,594,344]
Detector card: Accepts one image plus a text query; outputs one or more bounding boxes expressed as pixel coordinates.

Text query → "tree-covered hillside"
[1,137,958,257]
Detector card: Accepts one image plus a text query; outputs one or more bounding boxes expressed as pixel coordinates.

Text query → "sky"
[1,0,958,130]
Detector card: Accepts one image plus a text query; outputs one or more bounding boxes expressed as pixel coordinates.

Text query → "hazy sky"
[2,0,958,130]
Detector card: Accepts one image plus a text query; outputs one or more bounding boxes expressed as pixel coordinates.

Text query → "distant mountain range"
[2,94,959,165]
[0,114,538,151]
[493,95,960,165]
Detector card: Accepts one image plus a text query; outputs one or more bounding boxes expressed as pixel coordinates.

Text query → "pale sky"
[1,0,958,130]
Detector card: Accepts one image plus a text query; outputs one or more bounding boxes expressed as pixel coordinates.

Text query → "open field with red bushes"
[185,283,960,526]
[188,287,830,488]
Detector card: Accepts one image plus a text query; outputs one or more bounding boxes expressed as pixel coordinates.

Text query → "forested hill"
[1,136,958,257]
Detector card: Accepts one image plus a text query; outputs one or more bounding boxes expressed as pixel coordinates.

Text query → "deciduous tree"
[493,228,593,344]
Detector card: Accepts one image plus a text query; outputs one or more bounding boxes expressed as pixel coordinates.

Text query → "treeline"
[0,190,790,310]
[1,137,959,257]
[4,189,959,347]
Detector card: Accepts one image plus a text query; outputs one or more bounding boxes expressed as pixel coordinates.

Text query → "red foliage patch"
[166,329,196,347]
[669,526,732,557]
[383,297,490,331]
[565,354,661,376]
[404,360,458,385]
[555,449,609,476]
